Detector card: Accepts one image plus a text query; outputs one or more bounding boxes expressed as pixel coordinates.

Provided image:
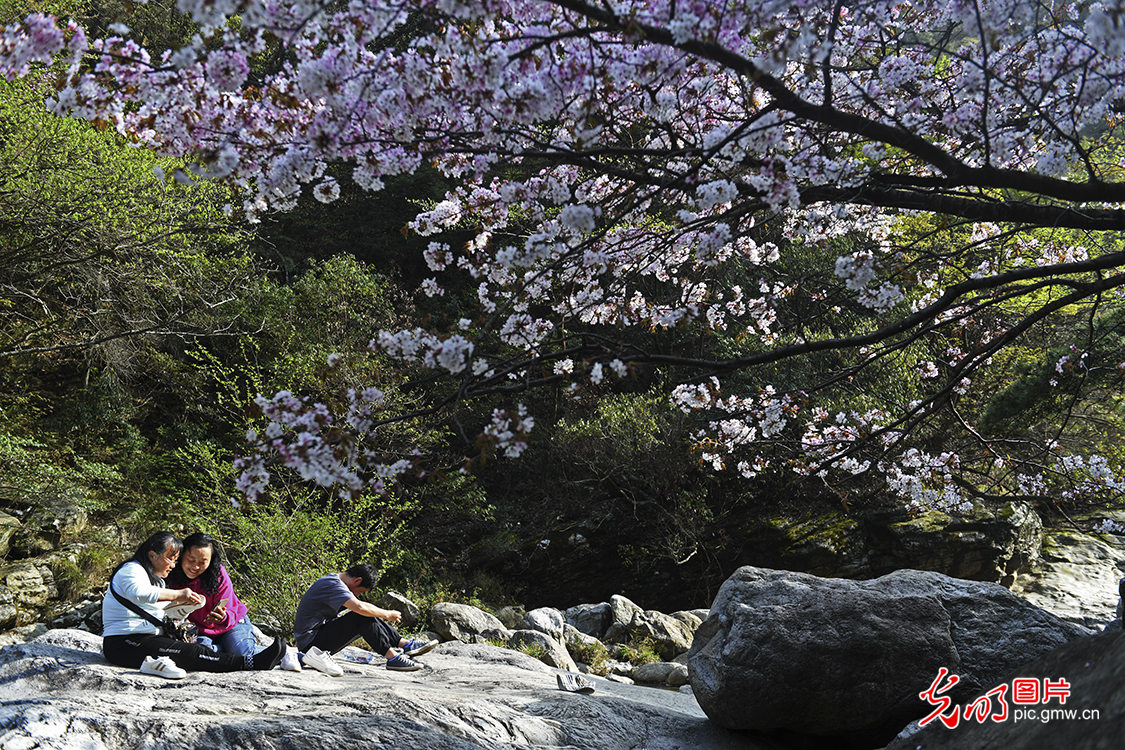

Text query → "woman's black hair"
[166,532,222,594]
[111,531,183,586]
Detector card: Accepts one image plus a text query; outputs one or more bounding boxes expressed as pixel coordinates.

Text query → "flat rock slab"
[1011,529,1125,629]
[0,629,786,750]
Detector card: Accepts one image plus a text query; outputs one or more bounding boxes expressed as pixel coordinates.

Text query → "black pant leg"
[103,633,247,672]
[309,612,400,655]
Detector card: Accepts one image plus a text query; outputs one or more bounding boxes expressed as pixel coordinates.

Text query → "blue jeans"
[196,617,260,657]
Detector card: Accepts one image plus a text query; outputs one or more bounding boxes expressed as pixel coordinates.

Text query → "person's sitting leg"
[104,633,284,672]
[212,617,261,657]
[308,612,400,657]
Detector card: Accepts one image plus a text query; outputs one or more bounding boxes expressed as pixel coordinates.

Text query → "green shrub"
[219,498,349,636]
[616,639,661,666]
[516,641,548,660]
[570,639,610,675]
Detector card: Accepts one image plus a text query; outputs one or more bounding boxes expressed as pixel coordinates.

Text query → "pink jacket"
[183,564,250,637]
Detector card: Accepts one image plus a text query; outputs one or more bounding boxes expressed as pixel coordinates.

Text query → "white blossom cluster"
[234,382,412,501]
[482,405,535,458]
[10,0,1123,503]
[879,449,971,514]
[374,329,475,374]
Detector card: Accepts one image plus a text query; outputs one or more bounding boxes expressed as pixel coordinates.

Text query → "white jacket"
[100,561,165,637]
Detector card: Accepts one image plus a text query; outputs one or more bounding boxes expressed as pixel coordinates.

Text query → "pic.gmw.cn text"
[919,668,1100,727]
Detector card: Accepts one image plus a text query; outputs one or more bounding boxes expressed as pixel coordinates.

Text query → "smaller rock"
[493,605,525,629]
[375,590,421,629]
[609,594,641,627]
[431,602,507,643]
[604,659,634,677]
[632,661,677,684]
[1,563,50,608]
[603,622,629,644]
[628,610,695,660]
[668,610,703,629]
[0,586,17,630]
[564,602,611,638]
[0,511,20,558]
[666,664,690,686]
[508,629,577,671]
[521,607,564,642]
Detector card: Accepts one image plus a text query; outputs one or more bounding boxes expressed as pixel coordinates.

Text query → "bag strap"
[110,581,167,629]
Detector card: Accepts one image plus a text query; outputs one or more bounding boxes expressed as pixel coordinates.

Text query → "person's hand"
[176,589,205,607]
[204,601,226,624]
[382,609,402,623]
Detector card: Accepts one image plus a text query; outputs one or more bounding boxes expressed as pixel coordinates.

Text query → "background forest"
[2,0,1124,636]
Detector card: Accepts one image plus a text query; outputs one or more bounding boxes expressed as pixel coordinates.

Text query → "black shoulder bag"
[110,584,199,643]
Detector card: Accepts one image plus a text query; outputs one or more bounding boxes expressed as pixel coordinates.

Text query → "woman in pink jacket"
[167,532,258,657]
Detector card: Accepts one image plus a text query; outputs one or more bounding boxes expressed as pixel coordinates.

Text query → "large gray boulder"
[0,629,785,750]
[609,594,642,627]
[521,607,565,642]
[430,602,507,643]
[687,566,1090,746]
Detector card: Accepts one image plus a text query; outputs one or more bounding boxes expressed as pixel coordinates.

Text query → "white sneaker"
[303,646,344,677]
[280,648,302,672]
[140,655,187,680]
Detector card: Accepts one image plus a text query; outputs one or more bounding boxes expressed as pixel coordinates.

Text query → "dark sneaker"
[386,653,423,672]
[403,638,438,657]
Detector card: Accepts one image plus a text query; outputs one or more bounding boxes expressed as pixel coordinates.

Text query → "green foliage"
[131,437,235,530]
[80,0,197,53]
[493,388,718,573]
[515,641,548,660]
[0,73,256,379]
[218,496,350,637]
[570,639,610,675]
[615,639,661,666]
[52,558,87,602]
[980,310,1125,440]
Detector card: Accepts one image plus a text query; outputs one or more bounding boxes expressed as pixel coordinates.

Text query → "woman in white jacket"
[101,531,286,678]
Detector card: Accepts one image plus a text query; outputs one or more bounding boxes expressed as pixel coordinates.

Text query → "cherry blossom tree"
[5,0,1125,514]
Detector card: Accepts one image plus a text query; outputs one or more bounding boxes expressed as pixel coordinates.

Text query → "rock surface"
[0,629,787,750]
[1010,528,1125,629]
[686,566,1091,747]
[629,609,696,660]
[430,601,507,642]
